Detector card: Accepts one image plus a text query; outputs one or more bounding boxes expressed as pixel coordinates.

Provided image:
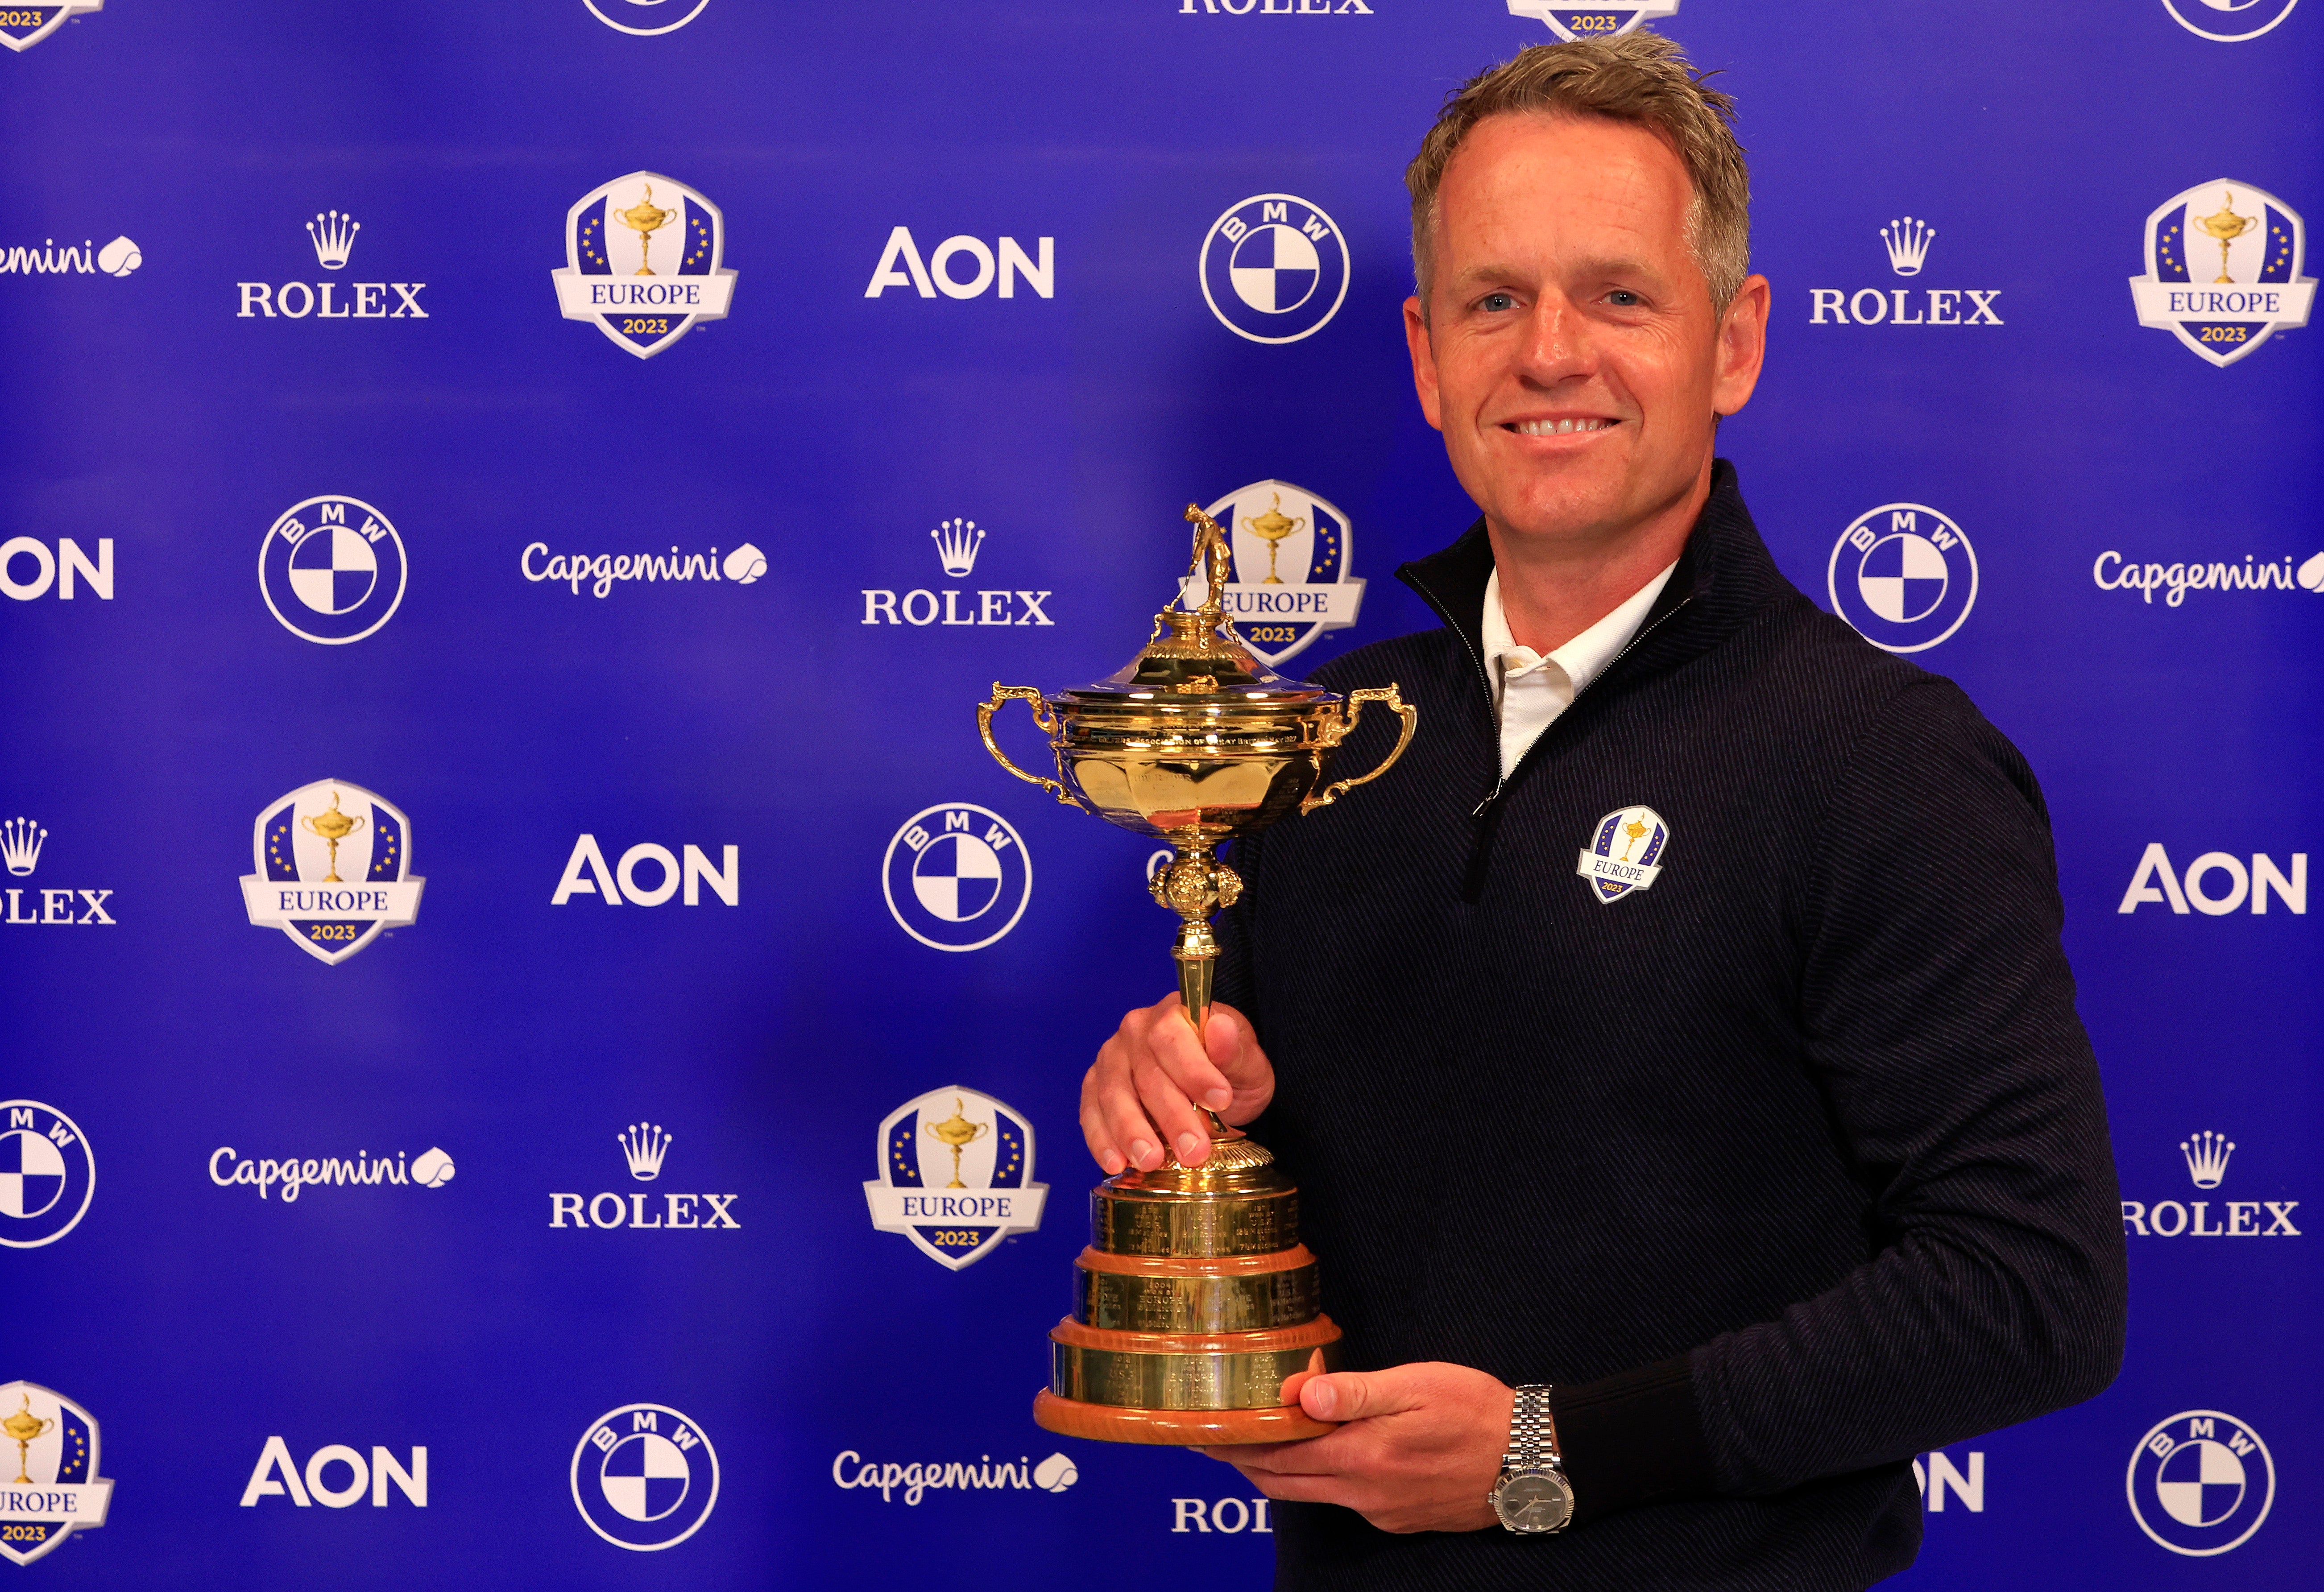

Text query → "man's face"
[1404,112,1766,552]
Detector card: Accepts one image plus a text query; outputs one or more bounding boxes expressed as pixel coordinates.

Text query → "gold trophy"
[5,1392,53,1485]
[299,790,365,883]
[923,1096,992,1189]
[2192,190,2259,284]
[978,504,1417,1444]
[1243,492,1305,585]
[613,183,679,277]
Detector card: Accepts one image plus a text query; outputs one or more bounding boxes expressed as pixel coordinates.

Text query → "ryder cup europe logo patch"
[2127,1410,2274,1556]
[1182,480,1364,668]
[865,1086,1046,1270]
[240,780,424,965]
[1200,194,1349,345]
[0,1381,113,1565]
[553,172,736,359]
[1578,806,1668,903]
[1506,0,1679,41]
[1827,503,1977,654]
[260,495,407,645]
[0,2,103,54]
[2129,181,2312,367]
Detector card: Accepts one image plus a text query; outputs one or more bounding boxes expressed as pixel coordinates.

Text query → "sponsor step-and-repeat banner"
[1,2,2315,1588]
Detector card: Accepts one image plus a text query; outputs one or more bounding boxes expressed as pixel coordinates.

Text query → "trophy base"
[1032,1389,1336,1447]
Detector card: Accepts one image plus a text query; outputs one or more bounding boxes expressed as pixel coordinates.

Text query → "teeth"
[1515,418,1609,436]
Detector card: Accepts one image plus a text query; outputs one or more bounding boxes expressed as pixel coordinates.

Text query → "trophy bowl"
[977,505,1417,1446]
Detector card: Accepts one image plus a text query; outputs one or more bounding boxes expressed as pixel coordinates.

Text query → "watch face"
[1495,1469,1574,1532]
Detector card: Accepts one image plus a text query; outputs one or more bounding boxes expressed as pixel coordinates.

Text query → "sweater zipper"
[1469,595,1692,819]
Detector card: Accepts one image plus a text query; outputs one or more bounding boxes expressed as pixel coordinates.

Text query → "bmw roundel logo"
[259,494,408,645]
[572,1402,721,1552]
[1827,502,1977,654]
[2127,1410,2274,1556]
[0,1100,95,1250]
[1199,193,1351,345]
[882,802,1032,952]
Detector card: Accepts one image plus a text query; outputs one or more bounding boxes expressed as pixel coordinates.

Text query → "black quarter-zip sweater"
[1215,463,2127,1591]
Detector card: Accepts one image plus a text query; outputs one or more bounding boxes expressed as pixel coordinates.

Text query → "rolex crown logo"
[306,209,361,271]
[620,1122,673,1181]
[2181,1129,2235,1189]
[931,517,986,577]
[1880,215,1934,277]
[0,816,46,877]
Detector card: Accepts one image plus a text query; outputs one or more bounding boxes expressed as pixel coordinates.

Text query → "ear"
[1404,296,1445,432]
[1711,273,1770,417]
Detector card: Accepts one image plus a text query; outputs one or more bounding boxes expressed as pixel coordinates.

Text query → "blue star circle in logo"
[1200,194,1350,345]
[1827,503,1977,654]
[882,803,1032,952]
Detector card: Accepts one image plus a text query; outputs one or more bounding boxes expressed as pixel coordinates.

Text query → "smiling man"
[1079,35,2126,1592]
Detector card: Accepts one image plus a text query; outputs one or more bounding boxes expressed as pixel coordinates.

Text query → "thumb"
[1298,1369,1421,1424]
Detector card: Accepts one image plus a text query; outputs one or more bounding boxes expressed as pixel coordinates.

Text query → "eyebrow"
[1449,257,1670,294]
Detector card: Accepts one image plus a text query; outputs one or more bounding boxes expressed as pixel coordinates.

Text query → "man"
[1079,34,2126,1591]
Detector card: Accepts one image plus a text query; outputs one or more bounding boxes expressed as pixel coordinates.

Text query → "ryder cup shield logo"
[1828,504,1977,653]
[553,173,736,358]
[1184,480,1364,668]
[0,2,103,53]
[2127,1411,2274,1555]
[1507,0,1679,40]
[572,1404,719,1551]
[1199,195,1349,345]
[1578,806,1668,903]
[865,1086,1046,1269]
[0,1100,95,1249]
[259,495,407,645]
[0,1382,112,1565]
[240,780,425,965]
[2129,181,2311,367]
[882,803,1031,951]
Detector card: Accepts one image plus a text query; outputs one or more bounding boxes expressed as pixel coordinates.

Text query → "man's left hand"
[1205,1363,1514,1534]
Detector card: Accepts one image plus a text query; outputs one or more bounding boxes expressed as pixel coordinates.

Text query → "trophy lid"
[1056,505,1340,709]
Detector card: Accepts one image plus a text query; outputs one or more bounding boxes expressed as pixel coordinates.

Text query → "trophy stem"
[1174,918,1216,1040]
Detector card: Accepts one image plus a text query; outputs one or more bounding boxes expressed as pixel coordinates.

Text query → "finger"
[1143,994,1235,1113]
[1131,1042,1216,1168]
[1299,1369,1425,1424]
[1077,1069,1126,1177]
[1205,1003,1275,1123]
[1094,1031,1167,1172]
[1227,1466,1349,1505]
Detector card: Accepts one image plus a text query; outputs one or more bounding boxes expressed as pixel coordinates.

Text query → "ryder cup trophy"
[977,504,1417,1444]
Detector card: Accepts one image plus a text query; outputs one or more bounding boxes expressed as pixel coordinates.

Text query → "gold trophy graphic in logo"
[922,1097,991,1189]
[5,1392,53,1486]
[1242,492,1306,586]
[298,790,366,883]
[613,182,679,276]
[2192,189,2259,283]
[978,504,1418,1446]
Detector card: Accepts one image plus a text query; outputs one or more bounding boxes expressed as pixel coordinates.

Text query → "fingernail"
[1129,1139,1156,1168]
[1101,1150,1125,1175]
[1203,1088,1232,1110]
[1305,1380,1335,1418]
[1176,1132,1204,1162]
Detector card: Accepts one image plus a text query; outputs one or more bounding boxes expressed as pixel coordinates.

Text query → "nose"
[1516,290,1597,389]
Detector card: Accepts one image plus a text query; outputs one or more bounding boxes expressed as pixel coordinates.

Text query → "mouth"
[1505,417,1616,437]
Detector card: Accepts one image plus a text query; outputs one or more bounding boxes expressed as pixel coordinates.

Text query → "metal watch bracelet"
[1506,1384,1561,1470]
[1491,1383,1574,1535]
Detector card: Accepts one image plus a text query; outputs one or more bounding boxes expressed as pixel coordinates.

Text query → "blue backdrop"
[1,0,2316,1586]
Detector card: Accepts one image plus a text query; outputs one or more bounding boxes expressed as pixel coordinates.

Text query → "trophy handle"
[978,685,1082,809]
[1300,685,1417,815]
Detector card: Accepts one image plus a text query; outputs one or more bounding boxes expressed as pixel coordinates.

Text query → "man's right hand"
[1079,993,1274,1174]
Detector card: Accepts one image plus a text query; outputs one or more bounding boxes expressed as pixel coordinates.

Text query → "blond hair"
[1406,34,1750,311]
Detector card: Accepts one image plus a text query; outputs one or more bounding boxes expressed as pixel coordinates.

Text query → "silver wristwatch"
[1489,1384,1574,1534]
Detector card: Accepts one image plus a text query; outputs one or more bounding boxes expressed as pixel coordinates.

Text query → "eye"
[1479,291,1517,313]
[1607,289,1642,307]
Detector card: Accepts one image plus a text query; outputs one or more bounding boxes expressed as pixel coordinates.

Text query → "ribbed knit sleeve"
[1685,678,2128,1496]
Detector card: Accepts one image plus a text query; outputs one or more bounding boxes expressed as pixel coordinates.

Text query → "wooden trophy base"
[1032,1389,1336,1446]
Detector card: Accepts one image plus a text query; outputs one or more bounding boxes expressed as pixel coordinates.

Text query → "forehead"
[1434,112,1693,262]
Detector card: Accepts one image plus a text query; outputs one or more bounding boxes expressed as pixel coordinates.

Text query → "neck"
[1485,459,1710,654]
